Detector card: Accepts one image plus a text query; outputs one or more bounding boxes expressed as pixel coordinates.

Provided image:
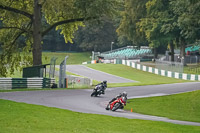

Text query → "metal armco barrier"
[0,78,55,90]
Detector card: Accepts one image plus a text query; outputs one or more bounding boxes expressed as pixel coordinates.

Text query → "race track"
[1,82,200,126]
[65,65,137,83]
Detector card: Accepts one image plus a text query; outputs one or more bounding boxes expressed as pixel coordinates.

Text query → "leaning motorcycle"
[91,84,105,97]
[106,96,127,111]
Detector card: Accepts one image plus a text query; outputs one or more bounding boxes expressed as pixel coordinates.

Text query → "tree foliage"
[0,0,122,77]
[137,0,177,59]
[118,0,200,60]
[74,17,119,52]
[117,0,149,46]
[170,0,200,41]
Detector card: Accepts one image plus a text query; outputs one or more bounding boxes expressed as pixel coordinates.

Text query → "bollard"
[65,78,68,88]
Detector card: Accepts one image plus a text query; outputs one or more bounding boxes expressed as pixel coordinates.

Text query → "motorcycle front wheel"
[91,91,98,97]
[111,103,121,111]
[105,104,110,110]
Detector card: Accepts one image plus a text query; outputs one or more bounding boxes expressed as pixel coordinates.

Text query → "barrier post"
[65,78,68,88]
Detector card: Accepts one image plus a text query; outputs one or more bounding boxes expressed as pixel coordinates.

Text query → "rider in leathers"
[106,91,127,109]
[97,80,107,94]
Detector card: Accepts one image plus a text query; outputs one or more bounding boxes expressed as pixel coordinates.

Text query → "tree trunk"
[180,38,186,58]
[153,47,158,59]
[170,41,174,62]
[33,0,42,66]
[69,44,72,51]
[180,37,186,65]
[94,45,97,52]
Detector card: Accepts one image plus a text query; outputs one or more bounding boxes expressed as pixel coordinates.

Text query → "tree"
[74,17,118,52]
[117,0,149,46]
[137,0,185,61]
[170,0,200,60]
[171,0,200,41]
[117,0,200,62]
[132,0,171,59]
[0,0,121,76]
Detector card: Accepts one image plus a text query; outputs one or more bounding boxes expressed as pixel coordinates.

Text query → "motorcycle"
[105,96,127,111]
[91,84,105,97]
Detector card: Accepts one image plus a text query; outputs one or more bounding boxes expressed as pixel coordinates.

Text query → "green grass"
[0,99,200,133]
[125,90,200,122]
[141,61,200,75]
[87,64,189,87]
[184,65,200,75]
[7,70,23,78]
[6,52,91,78]
[42,52,91,65]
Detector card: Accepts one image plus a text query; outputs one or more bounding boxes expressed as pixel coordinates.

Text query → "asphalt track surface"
[1,82,200,126]
[65,65,137,83]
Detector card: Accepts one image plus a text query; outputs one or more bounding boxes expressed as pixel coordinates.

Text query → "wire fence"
[49,57,57,78]
[155,60,184,73]
[59,56,68,88]
[185,55,200,64]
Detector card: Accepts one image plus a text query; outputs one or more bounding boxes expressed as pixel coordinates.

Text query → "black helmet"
[103,80,107,84]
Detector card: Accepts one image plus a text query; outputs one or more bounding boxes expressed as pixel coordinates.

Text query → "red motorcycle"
[106,96,127,111]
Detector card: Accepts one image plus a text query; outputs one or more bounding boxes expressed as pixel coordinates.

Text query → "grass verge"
[4,52,91,78]
[140,61,200,75]
[42,52,91,65]
[0,99,200,133]
[125,90,200,122]
[87,64,189,87]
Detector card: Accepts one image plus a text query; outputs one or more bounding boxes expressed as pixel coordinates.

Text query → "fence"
[185,55,200,64]
[59,56,68,88]
[120,59,200,81]
[155,60,184,73]
[49,57,57,78]
[0,78,55,90]
[66,75,92,88]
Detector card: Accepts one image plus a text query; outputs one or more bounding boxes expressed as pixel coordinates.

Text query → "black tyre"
[91,91,96,97]
[111,103,121,111]
[105,104,110,110]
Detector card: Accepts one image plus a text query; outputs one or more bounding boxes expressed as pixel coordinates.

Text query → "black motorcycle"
[91,84,105,97]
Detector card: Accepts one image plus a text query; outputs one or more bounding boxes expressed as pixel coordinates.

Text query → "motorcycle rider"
[109,91,127,104]
[100,80,107,94]
[105,91,127,110]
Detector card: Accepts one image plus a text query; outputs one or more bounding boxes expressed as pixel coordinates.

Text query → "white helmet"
[122,91,127,97]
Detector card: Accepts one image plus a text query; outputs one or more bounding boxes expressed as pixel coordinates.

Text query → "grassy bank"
[42,52,91,65]
[0,99,199,133]
[6,52,91,78]
[140,61,200,75]
[87,64,189,87]
[125,90,200,122]
[3,63,191,91]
